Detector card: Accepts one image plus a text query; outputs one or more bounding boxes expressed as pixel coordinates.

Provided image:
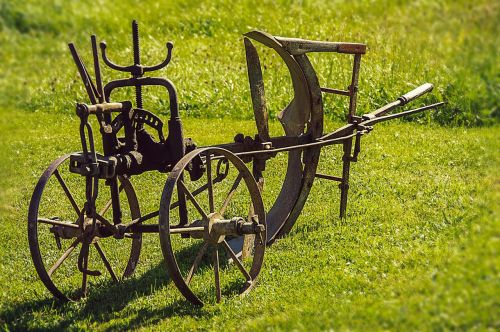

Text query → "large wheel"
[159,148,266,305]
[28,154,142,301]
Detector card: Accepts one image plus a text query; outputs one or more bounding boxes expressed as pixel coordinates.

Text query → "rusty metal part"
[320,83,437,141]
[76,101,132,116]
[100,24,173,77]
[274,36,367,55]
[245,30,311,136]
[244,38,270,142]
[184,216,265,242]
[158,147,266,305]
[28,154,142,301]
[31,21,445,305]
[244,30,324,243]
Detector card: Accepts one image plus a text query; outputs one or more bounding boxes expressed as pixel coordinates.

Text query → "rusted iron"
[28,21,444,305]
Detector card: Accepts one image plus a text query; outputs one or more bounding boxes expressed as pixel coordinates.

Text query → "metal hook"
[100,42,135,73]
[143,42,174,73]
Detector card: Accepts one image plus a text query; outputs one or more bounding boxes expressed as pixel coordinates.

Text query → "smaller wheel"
[159,147,266,305]
[28,154,142,301]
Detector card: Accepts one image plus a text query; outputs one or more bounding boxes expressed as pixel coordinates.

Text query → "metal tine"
[81,243,89,297]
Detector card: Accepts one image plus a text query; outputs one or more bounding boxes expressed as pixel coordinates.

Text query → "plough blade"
[244,30,311,136]
[244,38,270,142]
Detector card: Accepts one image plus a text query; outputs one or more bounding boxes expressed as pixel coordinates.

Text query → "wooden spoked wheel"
[159,147,266,305]
[28,154,142,301]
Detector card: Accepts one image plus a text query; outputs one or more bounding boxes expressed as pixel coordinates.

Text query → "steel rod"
[170,226,205,234]
[47,236,82,277]
[320,87,350,96]
[222,240,252,282]
[314,173,343,182]
[363,102,445,126]
[38,218,80,229]
[129,224,204,234]
[94,242,118,282]
[207,131,360,161]
[185,242,209,285]
[178,180,209,221]
[53,170,81,217]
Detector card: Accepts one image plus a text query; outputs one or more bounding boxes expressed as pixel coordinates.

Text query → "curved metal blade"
[244,30,310,136]
[244,37,270,142]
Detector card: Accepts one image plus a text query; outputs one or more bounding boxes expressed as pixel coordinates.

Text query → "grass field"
[0,0,499,331]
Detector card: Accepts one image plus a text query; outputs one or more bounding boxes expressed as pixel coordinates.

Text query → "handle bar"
[398,83,433,105]
[76,101,132,116]
[366,83,434,118]
[362,102,445,126]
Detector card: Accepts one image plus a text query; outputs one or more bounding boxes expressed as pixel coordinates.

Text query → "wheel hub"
[186,214,265,245]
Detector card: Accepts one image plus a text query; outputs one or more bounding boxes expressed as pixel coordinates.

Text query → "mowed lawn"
[0,0,499,330]
[0,110,498,330]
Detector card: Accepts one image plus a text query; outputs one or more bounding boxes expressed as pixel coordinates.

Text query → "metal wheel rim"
[159,147,266,305]
[28,154,142,301]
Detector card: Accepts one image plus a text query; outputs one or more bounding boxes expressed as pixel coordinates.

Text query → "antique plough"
[28,21,444,305]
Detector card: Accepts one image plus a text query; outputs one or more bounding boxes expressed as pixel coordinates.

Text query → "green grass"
[0,109,498,331]
[0,0,499,331]
[0,0,498,125]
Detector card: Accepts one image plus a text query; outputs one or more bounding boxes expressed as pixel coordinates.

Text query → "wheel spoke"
[206,154,215,213]
[170,183,207,210]
[94,212,116,234]
[185,242,209,285]
[38,217,79,229]
[54,169,80,217]
[47,235,83,277]
[177,180,209,220]
[219,173,243,216]
[213,246,221,303]
[222,240,252,282]
[94,242,118,282]
[99,184,124,216]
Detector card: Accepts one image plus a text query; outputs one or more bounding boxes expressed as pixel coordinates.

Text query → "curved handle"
[398,83,433,105]
[100,42,134,73]
[143,42,174,73]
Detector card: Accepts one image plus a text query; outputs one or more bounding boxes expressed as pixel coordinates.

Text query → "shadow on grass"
[0,242,219,330]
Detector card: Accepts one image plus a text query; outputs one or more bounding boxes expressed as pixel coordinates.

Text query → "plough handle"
[398,83,433,105]
[362,102,445,126]
[76,101,132,116]
[367,83,434,118]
